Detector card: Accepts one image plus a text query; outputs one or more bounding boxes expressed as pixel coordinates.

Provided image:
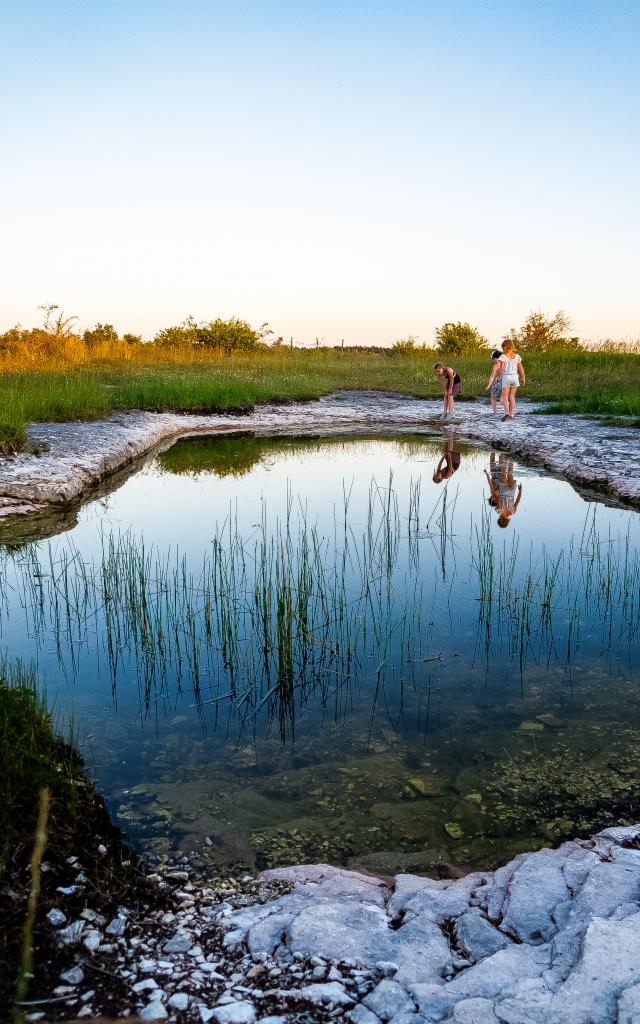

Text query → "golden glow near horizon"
[1,1,638,345]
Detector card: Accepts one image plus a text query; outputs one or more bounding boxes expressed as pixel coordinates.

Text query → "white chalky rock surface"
[224,825,640,1023]
[1,392,639,521]
[44,824,640,1022]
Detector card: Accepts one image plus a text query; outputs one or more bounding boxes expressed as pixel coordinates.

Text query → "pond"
[1,431,639,877]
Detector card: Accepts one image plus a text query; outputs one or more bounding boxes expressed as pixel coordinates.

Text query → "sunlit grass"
[0,347,638,453]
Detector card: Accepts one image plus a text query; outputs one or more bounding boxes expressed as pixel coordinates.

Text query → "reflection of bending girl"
[433,439,461,483]
[485,453,522,527]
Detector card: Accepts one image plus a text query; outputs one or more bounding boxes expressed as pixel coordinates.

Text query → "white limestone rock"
[210,1001,256,1024]
[363,979,416,1020]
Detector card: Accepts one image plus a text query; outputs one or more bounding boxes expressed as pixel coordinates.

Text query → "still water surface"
[1,433,639,875]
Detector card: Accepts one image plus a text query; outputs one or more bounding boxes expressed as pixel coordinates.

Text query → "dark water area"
[1,433,639,877]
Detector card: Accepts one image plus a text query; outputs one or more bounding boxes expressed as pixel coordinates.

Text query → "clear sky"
[1,0,638,345]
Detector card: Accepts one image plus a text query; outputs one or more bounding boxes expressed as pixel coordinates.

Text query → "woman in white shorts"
[486,339,526,421]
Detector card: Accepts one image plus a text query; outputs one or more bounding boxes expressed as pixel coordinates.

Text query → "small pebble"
[46,909,67,927]
[60,966,84,986]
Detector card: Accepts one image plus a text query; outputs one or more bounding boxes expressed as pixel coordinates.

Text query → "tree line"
[0,306,585,358]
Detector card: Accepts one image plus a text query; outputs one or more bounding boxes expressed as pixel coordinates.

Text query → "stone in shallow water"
[406,776,444,798]
[444,822,464,840]
[517,722,544,732]
[536,714,565,729]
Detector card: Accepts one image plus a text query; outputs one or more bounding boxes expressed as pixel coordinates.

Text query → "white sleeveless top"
[499,353,521,375]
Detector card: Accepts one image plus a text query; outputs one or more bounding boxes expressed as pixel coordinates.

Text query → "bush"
[391,336,420,355]
[435,322,487,355]
[509,310,580,352]
[83,323,119,347]
[154,317,271,353]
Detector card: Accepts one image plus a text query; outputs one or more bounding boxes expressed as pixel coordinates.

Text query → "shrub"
[154,317,271,352]
[83,323,120,347]
[392,336,419,355]
[197,318,271,351]
[508,310,580,352]
[435,322,487,355]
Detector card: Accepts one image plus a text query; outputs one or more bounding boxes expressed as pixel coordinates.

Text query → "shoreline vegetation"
[0,663,142,1019]
[0,311,639,455]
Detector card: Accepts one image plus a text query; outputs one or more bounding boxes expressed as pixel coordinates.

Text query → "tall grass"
[0,346,638,453]
[13,788,50,1023]
[1,481,638,738]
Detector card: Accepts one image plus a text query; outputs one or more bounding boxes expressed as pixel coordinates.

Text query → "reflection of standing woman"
[487,339,525,421]
[484,453,522,527]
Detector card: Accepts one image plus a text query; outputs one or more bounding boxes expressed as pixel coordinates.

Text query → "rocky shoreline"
[27,823,640,1024]
[0,392,639,524]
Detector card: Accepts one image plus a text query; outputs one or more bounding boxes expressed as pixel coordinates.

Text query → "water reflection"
[0,433,639,875]
[485,452,523,528]
[432,437,462,484]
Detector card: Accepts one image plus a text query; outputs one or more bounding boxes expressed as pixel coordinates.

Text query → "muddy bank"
[0,392,639,523]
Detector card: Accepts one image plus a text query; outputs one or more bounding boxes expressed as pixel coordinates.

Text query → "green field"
[0,348,637,454]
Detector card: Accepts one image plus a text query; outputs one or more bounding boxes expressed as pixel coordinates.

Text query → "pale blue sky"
[1,1,638,344]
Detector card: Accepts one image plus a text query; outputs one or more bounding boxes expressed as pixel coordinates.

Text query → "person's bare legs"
[501,387,510,419]
[490,394,498,413]
[501,386,517,419]
[447,393,455,416]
